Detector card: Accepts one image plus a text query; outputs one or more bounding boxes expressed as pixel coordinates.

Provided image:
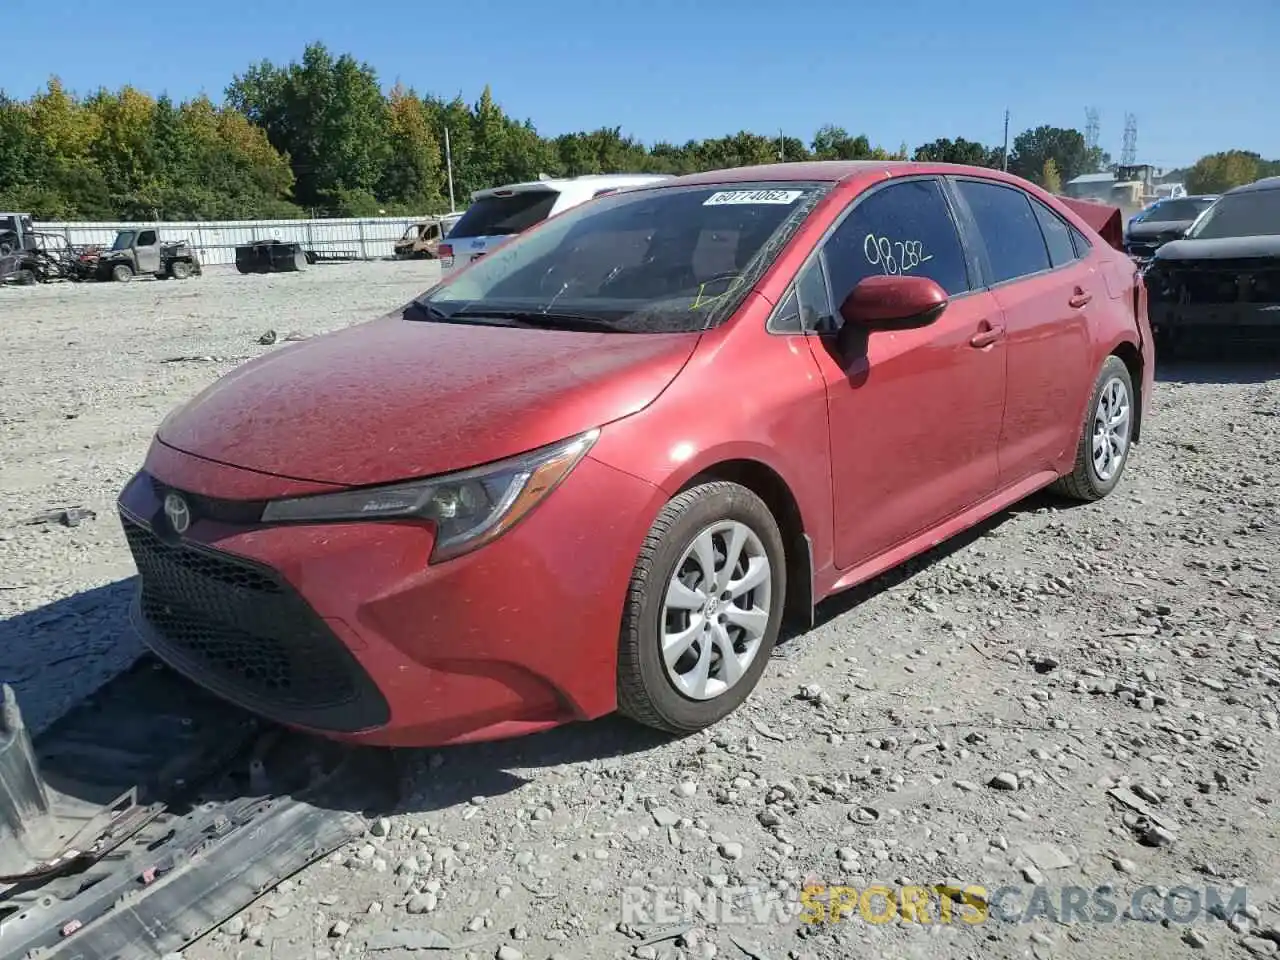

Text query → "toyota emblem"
[163,492,191,535]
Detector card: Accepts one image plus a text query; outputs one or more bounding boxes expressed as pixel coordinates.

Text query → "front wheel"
[617,481,786,734]
[1050,354,1135,502]
[111,263,133,283]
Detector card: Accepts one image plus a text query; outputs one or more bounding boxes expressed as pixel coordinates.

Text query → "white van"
[437,173,671,275]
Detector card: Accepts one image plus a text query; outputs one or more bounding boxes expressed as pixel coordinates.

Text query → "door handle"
[1069,288,1092,308]
[970,324,1005,348]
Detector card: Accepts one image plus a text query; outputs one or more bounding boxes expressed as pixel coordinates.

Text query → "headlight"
[260,429,599,562]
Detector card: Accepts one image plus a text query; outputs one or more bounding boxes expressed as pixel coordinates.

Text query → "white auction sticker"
[703,189,803,206]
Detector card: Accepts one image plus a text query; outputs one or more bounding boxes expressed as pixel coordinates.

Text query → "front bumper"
[1146,259,1280,340]
[116,442,665,747]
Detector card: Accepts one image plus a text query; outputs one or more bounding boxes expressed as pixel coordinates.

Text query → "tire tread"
[616,481,780,734]
[1049,354,1132,502]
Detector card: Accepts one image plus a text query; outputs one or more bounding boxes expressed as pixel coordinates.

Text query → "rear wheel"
[169,260,192,280]
[1050,354,1135,502]
[617,481,786,734]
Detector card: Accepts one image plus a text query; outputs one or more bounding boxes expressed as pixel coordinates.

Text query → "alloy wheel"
[1092,376,1132,482]
[660,520,772,701]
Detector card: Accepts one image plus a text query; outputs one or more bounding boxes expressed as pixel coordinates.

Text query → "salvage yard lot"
[2,262,1279,960]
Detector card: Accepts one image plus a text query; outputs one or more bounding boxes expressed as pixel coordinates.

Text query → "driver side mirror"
[838,274,949,332]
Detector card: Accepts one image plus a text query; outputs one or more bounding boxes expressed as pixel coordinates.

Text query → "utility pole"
[778,128,785,161]
[1002,109,1009,171]
[444,126,456,212]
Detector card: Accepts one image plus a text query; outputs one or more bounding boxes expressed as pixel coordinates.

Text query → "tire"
[170,260,192,280]
[617,481,786,734]
[15,269,36,286]
[1050,354,1136,502]
[111,263,133,283]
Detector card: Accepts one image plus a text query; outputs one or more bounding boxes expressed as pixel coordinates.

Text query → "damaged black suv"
[1144,177,1280,354]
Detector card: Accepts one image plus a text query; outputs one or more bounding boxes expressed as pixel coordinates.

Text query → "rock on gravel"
[3,267,1280,960]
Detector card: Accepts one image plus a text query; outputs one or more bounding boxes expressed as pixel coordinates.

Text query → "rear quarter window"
[1030,198,1078,268]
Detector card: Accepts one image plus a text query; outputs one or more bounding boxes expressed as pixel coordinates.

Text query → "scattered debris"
[25,506,95,528]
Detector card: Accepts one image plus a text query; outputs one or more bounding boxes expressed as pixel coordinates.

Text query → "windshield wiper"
[404,300,519,327]
[452,309,626,333]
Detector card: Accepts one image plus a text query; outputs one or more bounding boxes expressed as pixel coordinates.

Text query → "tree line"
[0,42,1275,222]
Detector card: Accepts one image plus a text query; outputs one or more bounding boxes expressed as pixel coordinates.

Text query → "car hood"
[1154,234,1280,262]
[157,307,701,486]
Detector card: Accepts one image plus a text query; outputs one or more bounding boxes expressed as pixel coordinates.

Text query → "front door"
[801,177,1008,572]
[135,229,161,274]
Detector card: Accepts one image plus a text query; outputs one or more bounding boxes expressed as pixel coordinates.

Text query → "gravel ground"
[2,262,1279,960]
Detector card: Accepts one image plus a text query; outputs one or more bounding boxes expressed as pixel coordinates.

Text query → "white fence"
[30,216,431,267]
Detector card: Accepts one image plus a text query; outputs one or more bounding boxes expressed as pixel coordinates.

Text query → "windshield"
[1186,190,1280,240]
[401,224,420,241]
[415,182,829,333]
[449,190,560,239]
[1141,198,1215,223]
[111,231,135,251]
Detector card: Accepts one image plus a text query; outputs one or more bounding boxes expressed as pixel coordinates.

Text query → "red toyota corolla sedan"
[116,161,1155,747]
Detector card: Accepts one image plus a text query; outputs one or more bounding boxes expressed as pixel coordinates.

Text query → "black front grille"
[120,514,390,733]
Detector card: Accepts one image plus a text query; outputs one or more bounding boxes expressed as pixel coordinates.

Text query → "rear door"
[440,188,560,274]
[947,177,1098,488]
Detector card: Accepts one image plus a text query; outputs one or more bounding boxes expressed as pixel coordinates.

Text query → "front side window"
[821,178,971,304]
[137,230,157,246]
[417,182,829,333]
[956,179,1052,284]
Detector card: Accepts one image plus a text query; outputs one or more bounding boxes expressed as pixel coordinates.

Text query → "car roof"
[1225,176,1280,195]
[472,173,670,200]
[650,160,1026,187]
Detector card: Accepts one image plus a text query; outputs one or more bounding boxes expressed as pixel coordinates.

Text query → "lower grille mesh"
[121,514,389,731]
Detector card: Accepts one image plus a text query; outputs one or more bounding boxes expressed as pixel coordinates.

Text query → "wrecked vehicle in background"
[1143,176,1280,353]
[1124,195,1219,263]
[93,228,202,281]
[393,213,462,259]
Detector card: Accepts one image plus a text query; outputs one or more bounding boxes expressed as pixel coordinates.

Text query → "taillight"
[438,244,452,258]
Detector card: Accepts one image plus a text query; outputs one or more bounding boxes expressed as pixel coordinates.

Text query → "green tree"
[810,124,873,160]
[1185,150,1263,194]
[1009,125,1092,185]
[1041,157,1062,193]
[378,84,445,213]
[913,136,995,166]
[227,42,389,213]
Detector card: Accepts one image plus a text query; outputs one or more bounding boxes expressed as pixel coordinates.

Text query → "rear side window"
[449,191,559,239]
[955,179,1051,284]
[1030,198,1077,268]
[822,178,971,301]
